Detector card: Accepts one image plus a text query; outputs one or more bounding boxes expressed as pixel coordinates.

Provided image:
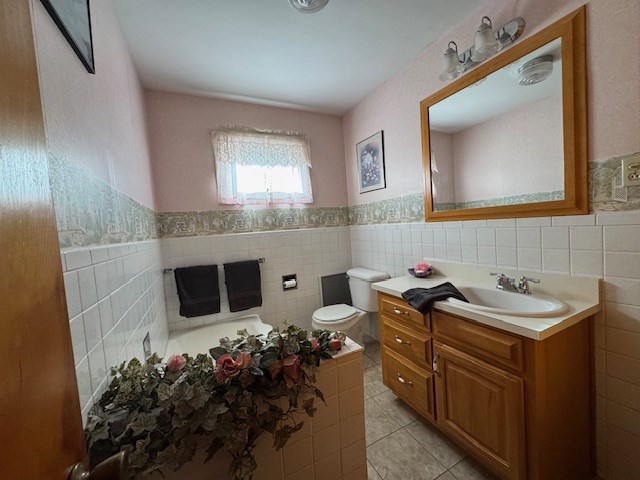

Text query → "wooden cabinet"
[377,292,592,480]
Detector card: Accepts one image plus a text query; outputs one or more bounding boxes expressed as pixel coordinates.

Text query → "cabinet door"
[434,342,525,480]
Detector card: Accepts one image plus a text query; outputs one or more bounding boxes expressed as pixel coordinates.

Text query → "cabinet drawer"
[382,346,435,421]
[381,316,432,370]
[432,310,523,372]
[379,294,429,330]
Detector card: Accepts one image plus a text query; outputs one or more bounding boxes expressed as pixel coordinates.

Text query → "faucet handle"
[520,275,540,283]
[518,275,540,294]
[490,272,505,277]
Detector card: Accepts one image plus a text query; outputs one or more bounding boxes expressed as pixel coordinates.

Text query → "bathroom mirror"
[420,7,587,221]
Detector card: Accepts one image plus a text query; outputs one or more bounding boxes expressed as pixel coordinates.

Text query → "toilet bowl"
[312,304,367,345]
[312,268,389,345]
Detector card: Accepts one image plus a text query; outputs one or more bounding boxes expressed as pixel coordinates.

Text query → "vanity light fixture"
[438,16,525,82]
[288,0,329,14]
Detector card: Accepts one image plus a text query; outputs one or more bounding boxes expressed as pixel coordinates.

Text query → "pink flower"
[282,355,301,387]
[309,338,321,352]
[166,354,187,373]
[328,338,342,351]
[269,359,283,380]
[215,351,252,384]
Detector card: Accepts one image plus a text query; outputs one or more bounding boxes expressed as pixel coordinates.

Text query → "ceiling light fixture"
[439,16,525,82]
[517,55,554,86]
[288,0,329,14]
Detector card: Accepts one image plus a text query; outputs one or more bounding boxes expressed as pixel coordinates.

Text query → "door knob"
[68,452,128,480]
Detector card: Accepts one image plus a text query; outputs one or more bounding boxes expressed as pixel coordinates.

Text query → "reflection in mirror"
[429,38,564,211]
[421,6,588,222]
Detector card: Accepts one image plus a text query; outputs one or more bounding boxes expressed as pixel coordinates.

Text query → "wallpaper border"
[50,152,639,247]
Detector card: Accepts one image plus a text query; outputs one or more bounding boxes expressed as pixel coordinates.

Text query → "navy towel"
[174,265,221,318]
[224,260,262,312]
[402,282,468,314]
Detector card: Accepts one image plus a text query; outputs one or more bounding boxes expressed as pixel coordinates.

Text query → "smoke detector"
[288,0,329,14]
[517,55,554,86]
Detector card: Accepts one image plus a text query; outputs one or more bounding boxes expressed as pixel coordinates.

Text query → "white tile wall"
[349,212,640,479]
[62,240,168,423]
[161,227,352,332]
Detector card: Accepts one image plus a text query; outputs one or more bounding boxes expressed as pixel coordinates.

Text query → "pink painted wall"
[343,0,640,205]
[452,94,563,202]
[31,0,155,209]
[145,90,347,212]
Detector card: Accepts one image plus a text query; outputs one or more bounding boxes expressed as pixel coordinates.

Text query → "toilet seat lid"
[314,304,359,323]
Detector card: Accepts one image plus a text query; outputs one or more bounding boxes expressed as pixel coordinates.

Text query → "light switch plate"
[621,154,640,187]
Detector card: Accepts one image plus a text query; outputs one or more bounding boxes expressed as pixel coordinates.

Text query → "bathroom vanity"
[372,266,600,480]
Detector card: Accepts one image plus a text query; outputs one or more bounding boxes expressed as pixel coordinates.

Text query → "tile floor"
[362,336,498,480]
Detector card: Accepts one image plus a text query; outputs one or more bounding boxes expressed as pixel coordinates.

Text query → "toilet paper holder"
[282,274,297,291]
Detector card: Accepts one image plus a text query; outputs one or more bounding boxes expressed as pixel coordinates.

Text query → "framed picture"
[40,0,95,73]
[356,131,386,193]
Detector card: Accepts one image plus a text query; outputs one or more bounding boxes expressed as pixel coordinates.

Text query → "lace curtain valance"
[212,127,311,168]
[211,127,313,205]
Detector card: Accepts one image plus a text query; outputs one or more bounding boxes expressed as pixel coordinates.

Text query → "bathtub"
[165,315,273,357]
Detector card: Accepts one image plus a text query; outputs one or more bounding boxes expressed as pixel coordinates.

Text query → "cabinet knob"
[396,373,413,385]
[395,335,411,345]
[393,307,409,316]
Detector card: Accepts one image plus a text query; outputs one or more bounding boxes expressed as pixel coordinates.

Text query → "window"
[212,128,313,205]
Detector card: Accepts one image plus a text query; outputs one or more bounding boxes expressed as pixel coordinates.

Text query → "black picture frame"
[40,0,95,74]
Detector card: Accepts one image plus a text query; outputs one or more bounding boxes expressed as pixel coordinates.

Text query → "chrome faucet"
[491,273,540,294]
[491,273,518,292]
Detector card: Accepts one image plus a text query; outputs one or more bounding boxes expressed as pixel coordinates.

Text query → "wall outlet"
[622,154,640,187]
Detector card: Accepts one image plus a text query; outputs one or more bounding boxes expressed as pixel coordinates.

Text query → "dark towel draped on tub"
[174,265,221,317]
[224,260,262,312]
[402,282,468,315]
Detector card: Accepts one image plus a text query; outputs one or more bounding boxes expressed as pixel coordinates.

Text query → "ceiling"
[113,0,486,115]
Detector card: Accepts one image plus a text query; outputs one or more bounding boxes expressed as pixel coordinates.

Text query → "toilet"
[312,268,390,345]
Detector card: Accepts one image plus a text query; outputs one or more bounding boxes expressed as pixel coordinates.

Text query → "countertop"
[371,265,601,341]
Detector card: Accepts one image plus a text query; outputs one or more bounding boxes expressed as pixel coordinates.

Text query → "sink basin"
[446,286,569,317]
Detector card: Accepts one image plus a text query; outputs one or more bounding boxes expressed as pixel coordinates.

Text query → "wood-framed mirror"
[420,6,587,222]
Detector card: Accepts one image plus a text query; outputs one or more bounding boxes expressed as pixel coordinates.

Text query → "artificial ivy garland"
[85,326,345,480]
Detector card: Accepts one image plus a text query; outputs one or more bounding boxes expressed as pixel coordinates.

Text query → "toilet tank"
[346,268,390,312]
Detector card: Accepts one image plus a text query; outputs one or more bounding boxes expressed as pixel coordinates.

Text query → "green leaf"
[187,383,210,410]
[272,422,303,450]
[127,438,151,470]
[129,412,158,436]
[302,398,316,417]
[209,346,228,360]
[157,383,172,402]
[259,351,278,367]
